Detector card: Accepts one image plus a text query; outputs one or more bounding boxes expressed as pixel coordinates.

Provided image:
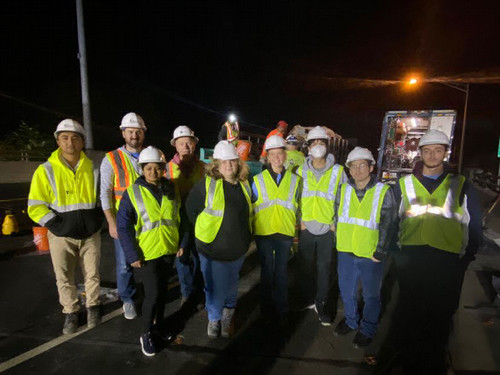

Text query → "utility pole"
[75,0,93,149]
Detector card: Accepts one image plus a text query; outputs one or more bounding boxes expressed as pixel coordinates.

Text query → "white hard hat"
[213,140,239,160]
[264,135,286,151]
[119,112,147,130]
[54,119,85,139]
[138,146,166,164]
[307,126,329,142]
[419,129,450,147]
[170,125,199,146]
[346,147,376,165]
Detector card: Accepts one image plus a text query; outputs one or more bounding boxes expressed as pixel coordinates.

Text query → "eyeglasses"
[348,163,369,171]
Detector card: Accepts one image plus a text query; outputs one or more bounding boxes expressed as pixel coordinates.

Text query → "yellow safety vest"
[127,183,180,260]
[167,159,205,201]
[28,149,98,226]
[297,163,344,225]
[337,182,389,258]
[285,150,305,171]
[399,174,468,254]
[106,148,141,210]
[252,169,300,236]
[195,177,252,244]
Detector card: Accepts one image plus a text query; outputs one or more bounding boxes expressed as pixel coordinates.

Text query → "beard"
[126,139,142,148]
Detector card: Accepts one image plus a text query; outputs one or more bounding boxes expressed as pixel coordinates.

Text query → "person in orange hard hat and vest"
[167,125,205,307]
[260,120,288,162]
[100,112,147,320]
[376,130,483,374]
[28,119,103,335]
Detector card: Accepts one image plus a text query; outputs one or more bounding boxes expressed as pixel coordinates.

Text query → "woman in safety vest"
[116,146,181,357]
[333,147,396,348]
[252,135,301,323]
[186,140,252,338]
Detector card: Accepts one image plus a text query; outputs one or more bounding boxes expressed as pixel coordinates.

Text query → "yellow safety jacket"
[297,163,344,225]
[195,177,252,244]
[106,148,141,210]
[127,183,180,260]
[27,149,100,239]
[399,174,468,254]
[252,169,300,236]
[337,182,389,258]
[285,150,305,171]
[167,159,205,201]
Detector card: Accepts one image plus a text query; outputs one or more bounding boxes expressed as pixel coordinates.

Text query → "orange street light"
[408,78,418,85]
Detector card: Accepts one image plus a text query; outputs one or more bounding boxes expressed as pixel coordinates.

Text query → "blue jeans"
[175,245,200,298]
[114,238,136,303]
[256,236,292,315]
[337,251,384,338]
[198,252,244,321]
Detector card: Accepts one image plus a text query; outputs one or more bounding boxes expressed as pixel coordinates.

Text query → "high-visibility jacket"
[105,148,141,210]
[297,163,344,225]
[285,150,305,171]
[167,159,205,201]
[223,121,240,142]
[252,169,300,236]
[337,182,390,258]
[195,177,252,244]
[28,149,101,239]
[399,174,468,254]
[127,183,180,260]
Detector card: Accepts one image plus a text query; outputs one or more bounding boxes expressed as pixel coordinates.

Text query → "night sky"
[1,0,500,169]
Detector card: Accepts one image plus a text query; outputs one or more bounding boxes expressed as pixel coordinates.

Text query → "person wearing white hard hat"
[295,126,347,326]
[332,147,396,348]
[251,135,301,323]
[186,141,252,338]
[284,134,305,172]
[167,125,205,308]
[116,146,181,356]
[259,120,289,161]
[375,129,482,373]
[100,112,147,320]
[28,119,103,335]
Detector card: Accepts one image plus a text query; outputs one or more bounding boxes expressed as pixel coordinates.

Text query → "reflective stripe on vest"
[338,183,384,230]
[252,170,299,236]
[301,163,341,200]
[128,184,179,260]
[336,182,388,257]
[107,149,140,207]
[400,174,464,221]
[195,177,252,244]
[399,174,469,254]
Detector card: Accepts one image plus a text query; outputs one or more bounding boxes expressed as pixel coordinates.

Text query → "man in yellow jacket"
[28,119,103,335]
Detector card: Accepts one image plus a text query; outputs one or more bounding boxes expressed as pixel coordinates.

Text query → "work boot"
[221,308,235,338]
[314,302,332,326]
[87,306,101,329]
[207,320,221,338]
[62,313,78,335]
[352,331,373,348]
[334,318,354,336]
[180,296,189,307]
[123,302,137,320]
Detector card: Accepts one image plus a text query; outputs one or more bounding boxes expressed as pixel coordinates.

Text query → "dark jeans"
[135,255,174,333]
[337,251,384,338]
[256,235,293,316]
[114,238,136,304]
[175,245,201,298]
[376,246,464,374]
[298,229,335,304]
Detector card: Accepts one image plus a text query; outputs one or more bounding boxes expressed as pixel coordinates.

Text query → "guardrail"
[0,150,50,162]
[473,172,500,194]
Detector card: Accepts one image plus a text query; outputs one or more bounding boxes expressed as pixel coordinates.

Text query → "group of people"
[27,113,482,373]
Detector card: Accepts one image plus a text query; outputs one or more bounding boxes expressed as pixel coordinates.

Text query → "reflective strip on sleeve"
[38,211,57,226]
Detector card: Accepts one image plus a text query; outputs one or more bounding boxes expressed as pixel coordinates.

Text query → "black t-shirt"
[186,178,251,261]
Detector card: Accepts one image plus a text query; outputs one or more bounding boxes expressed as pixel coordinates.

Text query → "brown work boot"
[87,306,101,329]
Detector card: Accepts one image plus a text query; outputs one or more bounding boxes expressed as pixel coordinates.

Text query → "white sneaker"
[123,302,137,320]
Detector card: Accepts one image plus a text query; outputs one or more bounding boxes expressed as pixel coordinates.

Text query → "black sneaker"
[87,306,101,329]
[140,332,157,356]
[333,318,354,336]
[352,331,373,348]
[313,302,332,326]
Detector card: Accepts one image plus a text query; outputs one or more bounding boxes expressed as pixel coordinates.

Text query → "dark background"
[1,0,499,168]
